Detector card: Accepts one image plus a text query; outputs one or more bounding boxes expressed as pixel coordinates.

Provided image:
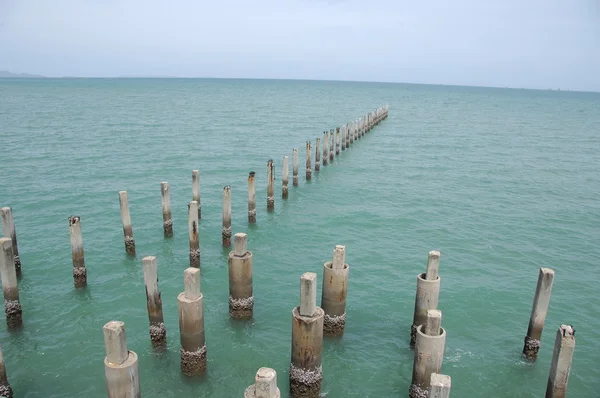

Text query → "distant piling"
[68,216,87,288]
[290,272,324,398]
[341,125,346,151]
[428,373,451,398]
[222,186,232,247]
[248,172,257,223]
[322,132,328,166]
[315,137,321,172]
[523,268,554,359]
[0,208,21,277]
[292,149,299,187]
[142,256,166,347]
[188,201,200,267]
[178,267,207,376]
[282,156,289,199]
[329,128,334,161]
[411,251,441,347]
[346,123,351,148]
[305,141,312,181]
[228,233,253,320]
[103,320,140,397]
[267,160,275,211]
[118,191,135,256]
[349,122,354,145]
[160,182,173,237]
[192,170,202,219]
[410,309,446,398]
[335,127,340,155]
[0,238,22,329]
[244,367,281,398]
[0,345,13,398]
[546,324,575,398]
[321,245,349,336]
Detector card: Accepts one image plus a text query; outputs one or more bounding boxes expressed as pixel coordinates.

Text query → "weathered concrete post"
[244,367,281,398]
[523,268,555,359]
[428,373,451,398]
[188,201,200,267]
[222,186,232,247]
[335,127,340,155]
[349,122,354,145]
[411,251,441,347]
[178,267,207,376]
[546,325,575,398]
[341,125,346,151]
[282,156,289,199]
[0,208,20,277]
[118,191,135,256]
[0,345,13,398]
[314,137,321,172]
[305,141,312,181]
[160,182,173,237]
[103,320,140,398]
[0,238,21,329]
[292,149,299,187]
[267,160,275,212]
[322,132,328,166]
[192,170,201,219]
[228,233,253,319]
[410,309,446,398]
[321,245,349,336]
[142,256,166,347]
[329,129,334,161]
[248,172,257,223]
[290,272,324,398]
[68,216,87,287]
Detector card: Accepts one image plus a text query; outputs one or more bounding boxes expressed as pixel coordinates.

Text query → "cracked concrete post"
[161,182,173,237]
[142,256,166,348]
[523,268,554,359]
[0,238,21,329]
[267,160,275,211]
[282,156,289,199]
[192,170,202,219]
[0,208,21,277]
[68,216,87,287]
[545,324,575,398]
[188,201,200,267]
[314,137,320,172]
[222,186,232,247]
[305,141,312,181]
[228,233,253,319]
[292,149,299,187]
[118,191,135,255]
[248,172,256,223]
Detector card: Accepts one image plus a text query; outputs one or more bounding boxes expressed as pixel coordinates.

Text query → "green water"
[1,78,599,397]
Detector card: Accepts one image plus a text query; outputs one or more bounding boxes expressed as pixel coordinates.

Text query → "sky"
[0,0,599,91]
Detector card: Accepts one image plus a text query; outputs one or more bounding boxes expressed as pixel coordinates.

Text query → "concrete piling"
[103,320,140,398]
[248,172,257,223]
[341,126,346,151]
[314,137,320,172]
[0,345,13,398]
[335,127,340,155]
[410,309,446,398]
[290,272,324,398]
[192,170,202,219]
[160,182,173,237]
[411,251,441,347]
[292,149,299,187]
[0,238,21,329]
[329,128,334,161]
[305,141,312,181]
[244,367,281,398]
[188,201,200,267]
[282,156,289,199]
[142,256,166,347]
[228,233,253,319]
[68,216,87,288]
[118,191,135,256]
[322,132,328,166]
[546,324,575,398]
[349,122,354,145]
[222,186,232,247]
[178,267,207,376]
[0,208,21,277]
[321,245,349,336]
[523,268,555,359]
[428,373,451,398]
[267,160,275,211]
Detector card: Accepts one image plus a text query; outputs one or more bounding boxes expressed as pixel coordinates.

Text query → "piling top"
[103,321,128,365]
[184,267,201,300]
[424,309,442,336]
[234,233,248,256]
[68,215,80,226]
[430,373,451,388]
[332,245,346,269]
[425,250,441,280]
[299,272,317,317]
[253,367,278,398]
[559,324,576,340]
[249,171,255,178]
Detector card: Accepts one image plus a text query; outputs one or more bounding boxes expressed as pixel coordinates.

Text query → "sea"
[0,78,599,397]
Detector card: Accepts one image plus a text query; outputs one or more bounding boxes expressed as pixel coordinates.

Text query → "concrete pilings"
[329,128,334,161]
[349,122,354,145]
[523,268,554,359]
[192,170,202,220]
[335,127,340,155]
[118,191,135,256]
[228,233,253,320]
[411,251,441,347]
[68,216,87,287]
[222,186,232,247]
[103,320,140,398]
[292,149,299,187]
[160,182,173,237]
[290,272,324,398]
[0,345,13,398]
[188,201,200,267]
[546,325,575,398]
[322,132,328,166]
[178,267,207,376]
[248,172,257,223]
[305,141,312,181]
[341,126,346,151]
[267,160,275,212]
[244,367,281,398]
[428,373,451,398]
[410,309,446,398]
[345,124,350,149]
[282,156,289,199]
[0,208,21,277]
[142,256,166,347]
[0,238,21,329]
[321,245,349,336]
[314,138,320,172]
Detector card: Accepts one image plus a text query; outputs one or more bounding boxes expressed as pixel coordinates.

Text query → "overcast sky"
[1,0,599,91]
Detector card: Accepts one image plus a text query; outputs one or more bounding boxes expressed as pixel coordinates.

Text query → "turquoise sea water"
[0,78,599,397]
